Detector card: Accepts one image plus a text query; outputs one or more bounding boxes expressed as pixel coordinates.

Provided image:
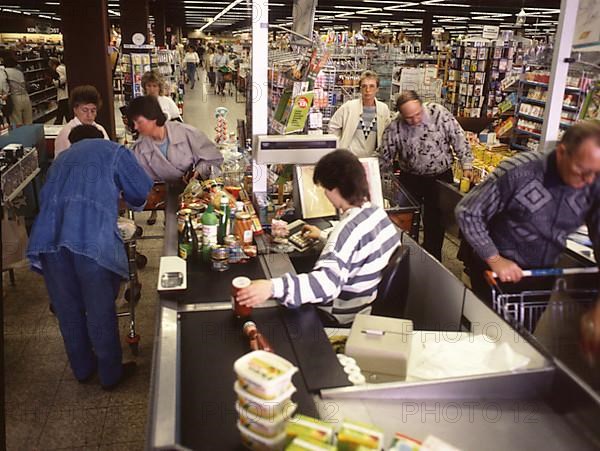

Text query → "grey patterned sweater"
[456,150,600,268]
[379,102,473,175]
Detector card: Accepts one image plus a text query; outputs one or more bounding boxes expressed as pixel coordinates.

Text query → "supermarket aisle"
[181,68,246,139]
[2,71,246,451]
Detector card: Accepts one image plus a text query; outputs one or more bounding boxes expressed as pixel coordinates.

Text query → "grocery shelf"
[516,112,544,123]
[515,128,541,139]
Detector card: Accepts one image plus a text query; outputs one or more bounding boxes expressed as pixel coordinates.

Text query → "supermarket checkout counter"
[147,186,600,450]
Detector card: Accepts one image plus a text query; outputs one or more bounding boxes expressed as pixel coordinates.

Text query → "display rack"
[511,68,590,151]
[445,41,491,118]
[16,50,58,123]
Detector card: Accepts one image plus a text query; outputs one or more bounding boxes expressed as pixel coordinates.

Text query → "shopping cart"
[486,268,599,348]
[117,211,142,356]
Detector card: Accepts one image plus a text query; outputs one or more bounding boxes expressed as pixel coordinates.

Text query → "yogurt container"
[238,420,286,451]
[236,400,297,438]
[235,380,296,418]
[234,350,298,400]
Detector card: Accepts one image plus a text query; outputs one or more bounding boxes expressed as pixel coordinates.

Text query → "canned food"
[232,276,252,318]
[242,245,257,258]
[211,246,230,272]
[224,234,238,246]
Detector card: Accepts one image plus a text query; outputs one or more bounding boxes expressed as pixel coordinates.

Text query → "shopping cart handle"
[487,267,599,280]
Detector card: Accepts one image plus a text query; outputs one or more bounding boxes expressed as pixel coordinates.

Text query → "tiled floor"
[4,71,246,450]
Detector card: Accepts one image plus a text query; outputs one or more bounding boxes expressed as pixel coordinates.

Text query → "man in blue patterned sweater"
[456,121,600,301]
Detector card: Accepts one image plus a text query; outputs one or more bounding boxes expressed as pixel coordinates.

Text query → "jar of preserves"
[234,212,254,245]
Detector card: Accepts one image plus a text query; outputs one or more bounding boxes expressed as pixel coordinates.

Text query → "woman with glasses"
[328,70,391,158]
[54,85,109,156]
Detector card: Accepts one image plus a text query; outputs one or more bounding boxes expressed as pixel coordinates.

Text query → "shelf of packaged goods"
[516,112,544,123]
[515,128,541,139]
[522,79,582,93]
[23,68,47,74]
[519,97,580,112]
[28,77,45,85]
[512,143,534,152]
[18,57,44,63]
[32,95,57,107]
[33,107,57,122]
[29,86,56,97]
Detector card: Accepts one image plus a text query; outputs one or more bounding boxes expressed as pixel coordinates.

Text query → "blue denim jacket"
[27,139,153,278]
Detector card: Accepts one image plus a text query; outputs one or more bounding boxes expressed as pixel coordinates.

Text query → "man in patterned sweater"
[237,150,401,325]
[456,121,600,300]
[380,90,473,261]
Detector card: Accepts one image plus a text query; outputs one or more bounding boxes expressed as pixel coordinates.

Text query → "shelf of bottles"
[16,49,58,122]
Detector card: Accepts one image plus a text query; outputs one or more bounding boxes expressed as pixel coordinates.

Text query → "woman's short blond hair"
[141,70,165,96]
[359,70,379,88]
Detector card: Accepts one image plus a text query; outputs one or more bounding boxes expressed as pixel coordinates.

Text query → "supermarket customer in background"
[48,57,71,124]
[54,85,109,156]
[141,70,182,122]
[236,150,401,326]
[27,125,153,390]
[183,45,200,90]
[380,90,473,261]
[213,45,230,96]
[129,95,222,184]
[0,49,33,126]
[456,121,600,302]
[328,70,391,158]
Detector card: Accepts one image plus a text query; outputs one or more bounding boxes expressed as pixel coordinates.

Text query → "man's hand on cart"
[237,280,273,307]
[486,254,524,283]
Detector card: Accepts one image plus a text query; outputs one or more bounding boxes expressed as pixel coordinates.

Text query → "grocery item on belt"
[284,415,334,445]
[337,419,384,450]
[285,436,336,451]
[236,400,297,438]
[234,380,296,418]
[238,420,287,451]
[234,350,298,400]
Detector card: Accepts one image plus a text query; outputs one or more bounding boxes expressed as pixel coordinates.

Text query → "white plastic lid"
[234,350,298,389]
[234,380,297,405]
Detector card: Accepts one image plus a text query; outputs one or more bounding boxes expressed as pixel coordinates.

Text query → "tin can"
[224,234,238,246]
[232,276,252,318]
[211,246,230,272]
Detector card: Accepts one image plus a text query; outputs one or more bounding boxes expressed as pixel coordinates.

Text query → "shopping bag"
[2,211,28,268]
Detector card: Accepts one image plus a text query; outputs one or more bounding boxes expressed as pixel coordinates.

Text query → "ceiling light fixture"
[199,0,244,31]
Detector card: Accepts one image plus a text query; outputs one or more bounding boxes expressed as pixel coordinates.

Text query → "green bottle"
[201,204,219,263]
[218,195,230,244]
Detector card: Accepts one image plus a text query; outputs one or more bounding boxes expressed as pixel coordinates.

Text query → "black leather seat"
[371,245,410,319]
[317,245,410,328]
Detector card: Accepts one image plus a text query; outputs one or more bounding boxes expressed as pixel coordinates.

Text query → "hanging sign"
[482,25,499,40]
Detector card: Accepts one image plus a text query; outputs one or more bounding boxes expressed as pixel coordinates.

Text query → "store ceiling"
[2,0,561,38]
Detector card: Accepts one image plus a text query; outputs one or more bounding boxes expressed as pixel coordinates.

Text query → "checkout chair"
[371,245,410,319]
[319,244,410,328]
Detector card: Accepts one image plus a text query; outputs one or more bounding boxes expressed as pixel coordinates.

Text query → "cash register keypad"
[289,231,317,252]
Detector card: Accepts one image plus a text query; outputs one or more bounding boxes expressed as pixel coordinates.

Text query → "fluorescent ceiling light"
[384,7,426,12]
[334,6,370,10]
[471,16,504,21]
[45,2,60,5]
[108,9,120,16]
[200,0,245,31]
[422,0,469,5]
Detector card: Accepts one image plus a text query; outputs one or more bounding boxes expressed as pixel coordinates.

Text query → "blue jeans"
[40,248,123,386]
[186,62,196,88]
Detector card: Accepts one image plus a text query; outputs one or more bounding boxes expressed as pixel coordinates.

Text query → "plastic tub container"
[235,380,297,418]
[237,420,287,451]
[234,350,298,400]
[236,401,297,438]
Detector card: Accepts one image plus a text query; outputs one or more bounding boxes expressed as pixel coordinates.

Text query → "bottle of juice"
[201,204,219,263]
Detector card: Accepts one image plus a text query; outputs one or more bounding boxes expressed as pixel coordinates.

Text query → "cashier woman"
[237,150,400,325]
[456,121,600,301]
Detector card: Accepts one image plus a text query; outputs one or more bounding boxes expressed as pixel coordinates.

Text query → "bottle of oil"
[178,214,198,266]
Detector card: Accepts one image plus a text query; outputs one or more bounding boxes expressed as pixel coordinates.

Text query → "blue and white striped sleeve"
[271,235,351,308]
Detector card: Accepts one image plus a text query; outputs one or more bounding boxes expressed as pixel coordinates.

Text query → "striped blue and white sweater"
[271,203,401,324]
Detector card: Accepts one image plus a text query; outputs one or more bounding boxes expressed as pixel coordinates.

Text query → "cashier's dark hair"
[560,120,600,156]
[68,124,104,144]
[127,95,167,126]
[313,149,370,207]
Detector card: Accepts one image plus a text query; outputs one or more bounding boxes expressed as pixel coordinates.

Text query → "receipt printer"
[346,315,413,382]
